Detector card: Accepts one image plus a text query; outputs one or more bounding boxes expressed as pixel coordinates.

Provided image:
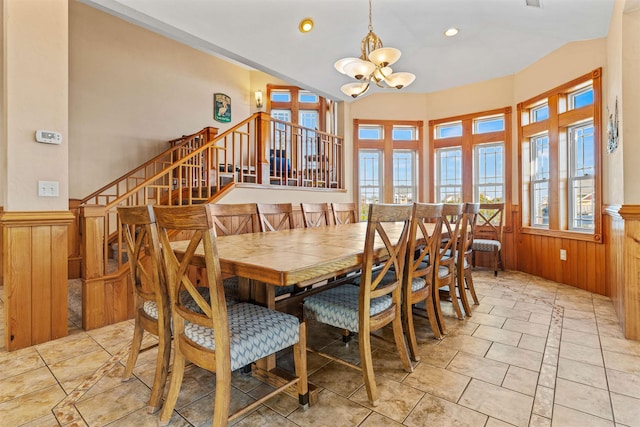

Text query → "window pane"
[570,87,594,109]
[271,110,291,149]
[571,178,595,230]
[475,143,504,203]
[436,148,462,203]
[569,122,595,231]
[572,124,595,177]
[359,150,382,220]
[271,90,291,102]
[298,91,318,103]
[393,150,415,204]
[532,135,550,180]
[436,122,462,139]
[358,125,383,140]
[474,117,505,134]
[299,110,318,130]
[392,126,417,141]
[532,182,549,226]
[531,104,549,122]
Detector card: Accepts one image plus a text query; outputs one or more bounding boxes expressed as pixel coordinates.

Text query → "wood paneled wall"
[618,205,640,340]
[1,211,74,351]
[68,200,82,279]
[604,206,625,328]
[513,205,606,295]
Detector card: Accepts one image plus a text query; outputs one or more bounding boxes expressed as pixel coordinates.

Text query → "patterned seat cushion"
[223,277,239,301]
[303,285,392,332]
[143,286,233,320]
[438,265,453,279]
[183,303,300,371]
[472,239,501,252]
[411,277,427,292]
[275,285,296,297]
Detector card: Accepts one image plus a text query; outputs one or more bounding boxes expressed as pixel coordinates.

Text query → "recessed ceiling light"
[444,27,459,37]
[299,18,314,33]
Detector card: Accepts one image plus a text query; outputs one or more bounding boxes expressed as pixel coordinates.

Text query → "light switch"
[38,181,59,197]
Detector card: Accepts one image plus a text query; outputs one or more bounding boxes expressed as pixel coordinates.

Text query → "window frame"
[517,68,602,243]
[568,121,595,232]
[473,141,505,204]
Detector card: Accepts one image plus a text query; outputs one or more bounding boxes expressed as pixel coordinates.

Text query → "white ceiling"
[81,0,614,102]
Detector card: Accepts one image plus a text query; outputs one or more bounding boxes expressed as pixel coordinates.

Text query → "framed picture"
[214,93,231,123]
[607,97,619,153]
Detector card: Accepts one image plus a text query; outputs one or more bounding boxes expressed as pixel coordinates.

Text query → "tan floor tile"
[603,351,640,375]
[557,300,595,313]
[448,352,509,386]
[35,333,103,365]
[519,334,547,353]
[502,365,538,396]
[402,362,470,402]
[597,322,626,339]
[359,412,403,427]
[462,312,507,328]
[563,309,596,321]
[446,319,481,337]
[405,393,488,427]
[481,296,517,309]
[48,348,112,393]
[503,319,549,338]
[371,348,411,382]
[351,376,423,422]
[486,417,516,427]
[308,361,364,397]
[288,389,371,427]
[559,341,604,367]
[486,343,543,372]
[600,335,640,357]
[533,385,554,418]
[557,357,607,389]
[0,349,45,382]
[106,406,189,426]
[543,346,559,366]
[529,414,551,427]
[438,334,492,356]
[561,328,601,349]
[19,412,62,427]
[0,383,66,426]
[538,363,557,389]
[86,322,135,354]
[562,318,598,335]
[231,370,265,393]
[610,392,640,427]
[529,313,552,326]
[0,365,58,404]
[474,302,494,314]
[459,378,534,427]
[473,325,522,346]
[554,378,613,421]
[248,383,301,417]
[173,364,217,409]
[178,387,256,426]
[514,302,553,315]
[551,404,614,427]
[319,339,362,366]
[417,344,458,368]
[607,369,640,399]
[75,379,150,426]
[232,405,298,427]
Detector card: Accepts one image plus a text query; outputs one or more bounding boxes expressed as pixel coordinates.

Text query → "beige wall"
[69,1,253,199]
[0,0,4,206]
[2,0,68,211]
[622,6,640,203]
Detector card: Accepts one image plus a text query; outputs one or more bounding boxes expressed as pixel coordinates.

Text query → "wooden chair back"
[476,203,505,243]
[331,202,358,224]
[300,202,332,228]
[208,203,259,236]
[457,202,480,315]
[441,203,464,261]
[257,203,295,232]
[361,203,412,327]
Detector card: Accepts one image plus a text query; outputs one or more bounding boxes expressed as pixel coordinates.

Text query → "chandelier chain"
[368,0,373,32]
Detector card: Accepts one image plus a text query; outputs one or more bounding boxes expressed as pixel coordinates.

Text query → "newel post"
[80,205,107,330]
[256,112,272,184]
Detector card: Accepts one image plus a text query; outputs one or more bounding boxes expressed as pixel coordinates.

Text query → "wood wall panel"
[604,206,625,329]
[1,211,74,351]
[68,200,82,279]
[619,205,640,340]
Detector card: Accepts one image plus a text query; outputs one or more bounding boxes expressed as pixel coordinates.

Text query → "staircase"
[70,112,344,330]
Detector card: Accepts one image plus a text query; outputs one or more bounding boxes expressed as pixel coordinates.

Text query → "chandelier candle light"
[335,0,416,98]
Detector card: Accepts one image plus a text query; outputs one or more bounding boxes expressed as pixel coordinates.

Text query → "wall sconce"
[255,90,263,109]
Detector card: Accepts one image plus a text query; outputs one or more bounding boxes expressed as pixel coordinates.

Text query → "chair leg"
[457,268,472,318]
[147,320,171,413]
[466,270,479,305]
[213,359,232,427]
[449,280,464,320]
[493,249,499,276]
[424,294,443,340]
[402,298,420,362]
[498,250,505,272]
[358,329,378,406]
[294,322,309,408]
[158,349,186,426]
[392,310,413,373]
[432,283,448,336]
[122,314,144,382]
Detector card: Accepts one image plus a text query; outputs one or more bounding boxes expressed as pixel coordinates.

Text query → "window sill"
[519,226,602,243]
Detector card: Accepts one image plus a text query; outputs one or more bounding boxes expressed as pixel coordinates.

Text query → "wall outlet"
[560,249,567,261]
[38,180,59,197]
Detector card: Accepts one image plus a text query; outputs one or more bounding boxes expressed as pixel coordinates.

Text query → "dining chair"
[257,203,296,232]
[300,202,332,228]
[154,204,308,427]
[303,203,413,406]
[118,205,170,413]
[331,202,358,224]
[402,203,444,361]
[434,203,465,334]
[208,203,260,301]
[456,203,480,317]
[472,203,505,276]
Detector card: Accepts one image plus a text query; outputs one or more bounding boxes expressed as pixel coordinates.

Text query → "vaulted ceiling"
[82,0,614,101]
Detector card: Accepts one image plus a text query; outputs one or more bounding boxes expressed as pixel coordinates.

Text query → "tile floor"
[1,269,640,426]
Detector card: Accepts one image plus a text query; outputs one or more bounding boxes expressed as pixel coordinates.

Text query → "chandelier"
[334,0,416,98]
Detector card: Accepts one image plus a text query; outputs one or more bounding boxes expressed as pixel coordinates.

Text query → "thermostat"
[35,130,62,145]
